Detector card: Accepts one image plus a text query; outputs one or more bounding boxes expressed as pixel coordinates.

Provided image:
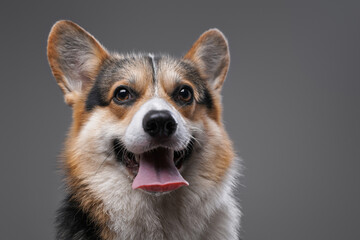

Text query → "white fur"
[75,101,241,240]
[124,97,191,154]
[90,159,240,240]
[148,53,159,96]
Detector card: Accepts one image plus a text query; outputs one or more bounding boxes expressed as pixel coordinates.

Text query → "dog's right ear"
[184,29,230,92]
[47,20,109,106]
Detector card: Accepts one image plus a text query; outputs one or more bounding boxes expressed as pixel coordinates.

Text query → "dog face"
[48,21,233,195]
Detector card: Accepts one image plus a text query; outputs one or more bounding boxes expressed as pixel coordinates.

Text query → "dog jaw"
[48,20,241,240]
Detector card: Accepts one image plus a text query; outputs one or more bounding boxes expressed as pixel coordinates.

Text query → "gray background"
[0,1,359,239]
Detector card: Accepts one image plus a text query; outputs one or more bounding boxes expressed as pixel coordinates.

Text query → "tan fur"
[48,21,240,239]
[184,29,230,91]
[47,20,109,105]
[64,136,115,239]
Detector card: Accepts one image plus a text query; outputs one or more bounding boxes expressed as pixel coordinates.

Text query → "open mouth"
[113,139,194,192]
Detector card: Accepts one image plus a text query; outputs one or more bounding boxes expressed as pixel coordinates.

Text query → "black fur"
[179,60,204,90]
[179,60,214,109]
[199,88,214,109]
[85,56,213,112]
[56,195,101,240]
[85,58,128,111]
[86,83,108,111]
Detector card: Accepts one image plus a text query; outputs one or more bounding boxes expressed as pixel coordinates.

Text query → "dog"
[47,20,241,240]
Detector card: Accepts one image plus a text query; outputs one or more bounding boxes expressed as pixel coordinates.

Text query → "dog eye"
[178,86,193,103]
[113,86,133,104]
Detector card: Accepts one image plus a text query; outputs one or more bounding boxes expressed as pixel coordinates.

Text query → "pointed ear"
[184,29,230,91]
[47,20,109,105]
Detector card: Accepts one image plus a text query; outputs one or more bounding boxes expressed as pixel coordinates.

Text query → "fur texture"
[47,20,241,240]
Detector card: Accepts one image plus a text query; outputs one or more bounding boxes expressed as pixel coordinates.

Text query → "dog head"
[47,20,233,195]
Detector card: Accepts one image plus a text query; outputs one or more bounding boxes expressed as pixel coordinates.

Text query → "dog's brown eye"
[116,88,130,101]
[114,86,133,104]
[178,86,193,102]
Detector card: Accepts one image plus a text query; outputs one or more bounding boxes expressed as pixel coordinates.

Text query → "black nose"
[143,110,177,137]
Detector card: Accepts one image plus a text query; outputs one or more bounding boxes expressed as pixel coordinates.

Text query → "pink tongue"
[132,148,189,192]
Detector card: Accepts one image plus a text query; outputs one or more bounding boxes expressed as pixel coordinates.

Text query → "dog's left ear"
[184,29,230,91]
[47,20,109,106]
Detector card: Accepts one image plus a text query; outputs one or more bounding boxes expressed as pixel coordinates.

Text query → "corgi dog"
[47,20,241,240]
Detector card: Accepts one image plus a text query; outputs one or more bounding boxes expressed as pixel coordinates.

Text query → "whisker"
[190,135,201,148]
[95,150,113,175]
[95,140,123,175]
